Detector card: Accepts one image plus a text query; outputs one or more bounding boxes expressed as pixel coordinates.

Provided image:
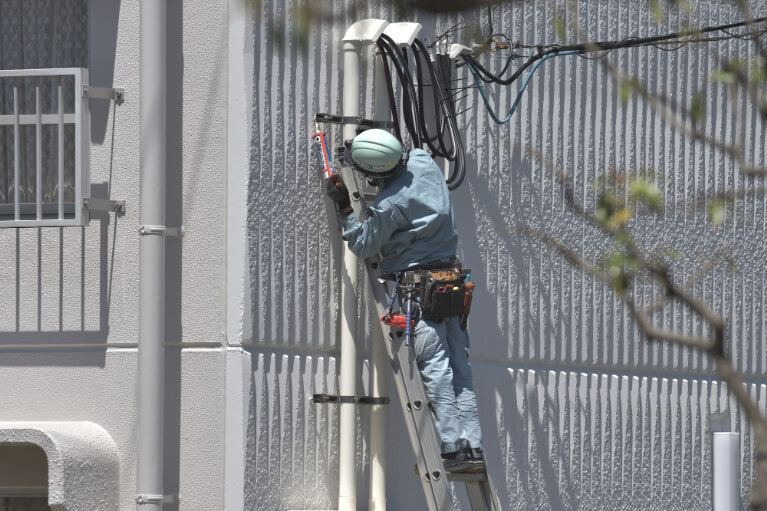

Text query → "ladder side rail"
[465,479,502,511]
[363,260,453,510]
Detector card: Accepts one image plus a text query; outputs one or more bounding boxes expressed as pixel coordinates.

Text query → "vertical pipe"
[368,50,389,511]
[58,84,64,220]
[713,432,740,511]
[13,86,19,220]
[35,86,42,220]
[138,0,167,510]
[338,39,361,511]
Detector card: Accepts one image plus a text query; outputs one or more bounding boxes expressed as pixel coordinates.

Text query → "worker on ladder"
[325,128,484,473]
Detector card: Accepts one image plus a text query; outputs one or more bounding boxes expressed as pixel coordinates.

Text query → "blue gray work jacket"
[341,148,458,273]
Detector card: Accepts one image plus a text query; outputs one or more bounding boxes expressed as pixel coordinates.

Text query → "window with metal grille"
[0,68,89,226]
[0,0,93,227]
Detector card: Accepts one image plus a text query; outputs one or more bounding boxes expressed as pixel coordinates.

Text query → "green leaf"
[629,179,663,212]
[650,0,666,23]
[708,201,725,226]
[619,81,631,104]
[712,70,736,84]
[606,207,633,230]
[601,250,635,294]
[751,60,766,85]
[690,90,706,124]
[595,192,616,224]
[553,13,566,41]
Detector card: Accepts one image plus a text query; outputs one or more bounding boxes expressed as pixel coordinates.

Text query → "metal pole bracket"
[83,197,126,217]
[83,85,125,105]
[138,225,185,238]
[315,113,393,130]
[136,494,178,505]
[312,393,390,405]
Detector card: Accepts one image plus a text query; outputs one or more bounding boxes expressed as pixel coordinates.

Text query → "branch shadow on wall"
[451,148,578,510]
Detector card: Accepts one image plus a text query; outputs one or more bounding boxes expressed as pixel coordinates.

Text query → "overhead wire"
[462,15,767,125]
[465,50,580,125]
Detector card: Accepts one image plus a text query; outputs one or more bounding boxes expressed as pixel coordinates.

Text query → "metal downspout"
[137,0,167,509]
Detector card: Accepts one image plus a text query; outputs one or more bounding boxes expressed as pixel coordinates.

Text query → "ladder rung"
[446,472,489,483]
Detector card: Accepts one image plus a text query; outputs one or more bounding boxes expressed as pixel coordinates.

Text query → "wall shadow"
[88,0,122,145]
[0,181,116,368]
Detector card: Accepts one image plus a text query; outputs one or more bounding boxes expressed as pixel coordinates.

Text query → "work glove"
[325,174,351,213]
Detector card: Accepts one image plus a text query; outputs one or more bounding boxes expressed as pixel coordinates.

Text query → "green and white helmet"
[343,129,403,179]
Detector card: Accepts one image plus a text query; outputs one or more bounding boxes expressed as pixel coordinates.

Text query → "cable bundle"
[376,34,466,189]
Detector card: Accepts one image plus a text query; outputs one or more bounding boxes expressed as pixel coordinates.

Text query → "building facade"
[0,0,764,510]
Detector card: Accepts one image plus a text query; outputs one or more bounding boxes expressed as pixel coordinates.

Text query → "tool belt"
[379,265,476,330]
[418,268,474,325]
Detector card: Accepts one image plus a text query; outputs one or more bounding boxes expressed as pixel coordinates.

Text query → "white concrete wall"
[1,0,765,510]
[0,0,228,509]
[237,0,767,510]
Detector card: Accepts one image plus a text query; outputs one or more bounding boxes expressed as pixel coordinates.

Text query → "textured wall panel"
[246,0,767,509]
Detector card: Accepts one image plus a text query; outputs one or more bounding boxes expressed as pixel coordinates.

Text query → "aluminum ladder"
[361,258,503,511]
[337,175,503,511]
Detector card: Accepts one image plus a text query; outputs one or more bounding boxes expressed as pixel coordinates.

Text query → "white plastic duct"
[712,432,740,510]
[369,22,421,511]
[340,18,388,511]
[138,0,167,510]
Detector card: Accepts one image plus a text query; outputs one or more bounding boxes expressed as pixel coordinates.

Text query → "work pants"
[412,315,482,454]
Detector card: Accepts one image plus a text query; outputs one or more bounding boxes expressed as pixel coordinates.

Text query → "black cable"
[378,34,467,189]
[378,48,402,141]
[377,34,422,147]
[412,39,455,158]
[515,15,767,52]
[465,16,767,86]
[412,40,464,186]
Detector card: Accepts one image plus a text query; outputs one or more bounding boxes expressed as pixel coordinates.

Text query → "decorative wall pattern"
[246,1,767,508]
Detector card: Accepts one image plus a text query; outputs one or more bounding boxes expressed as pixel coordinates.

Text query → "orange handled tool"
[381,314,415,330]
[313,131,334,180]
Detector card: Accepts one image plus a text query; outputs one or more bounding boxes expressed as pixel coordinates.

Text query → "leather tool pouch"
[419,269,467,321]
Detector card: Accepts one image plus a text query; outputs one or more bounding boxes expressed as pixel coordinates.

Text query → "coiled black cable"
[377,34,422,147]
[377,34,467,189]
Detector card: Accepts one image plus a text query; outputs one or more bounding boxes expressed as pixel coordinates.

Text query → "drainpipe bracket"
[136,494,178,505]
[138,225,185,238]
[83,198,126,217]
[82,85,125,105]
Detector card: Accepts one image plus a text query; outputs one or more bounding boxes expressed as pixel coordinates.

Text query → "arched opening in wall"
[0,444,50,511]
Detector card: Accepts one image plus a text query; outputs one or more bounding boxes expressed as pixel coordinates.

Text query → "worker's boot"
[442,449,472,472]
[468,447,485,471]
[442,448,484,473]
